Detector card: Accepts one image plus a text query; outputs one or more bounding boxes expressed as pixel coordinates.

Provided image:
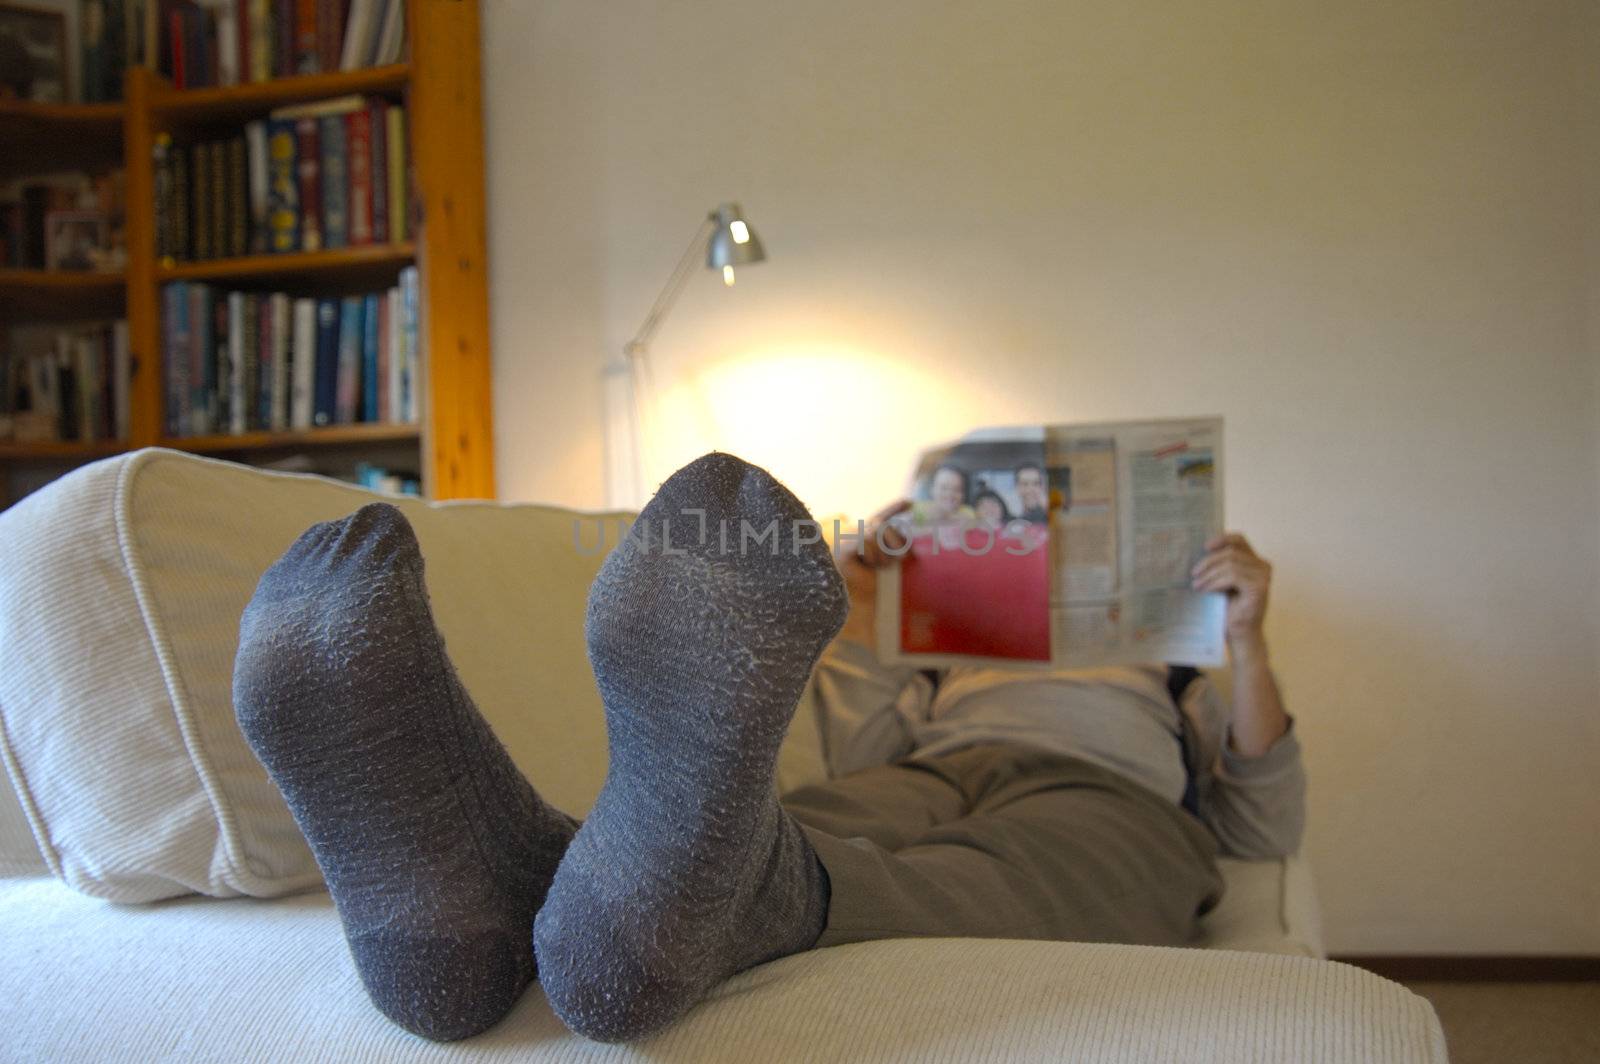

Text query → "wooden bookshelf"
[156,244,415,284]
[1,0,496,509]
[164,424,421,454]
[0,439,128,461]
[0,100,125,182]
[147,65,411,124]
[0,270,127,319]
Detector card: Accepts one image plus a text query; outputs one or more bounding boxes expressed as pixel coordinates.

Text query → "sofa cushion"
[0,877,1442,1062]
[0,449,630,901]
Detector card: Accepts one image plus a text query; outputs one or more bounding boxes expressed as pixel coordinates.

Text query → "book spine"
[56,338,79,442]
[368,98,387,244]
[152,133,173,260]
[168,7,186,89]
[266,119,299,252]
[316,0,341,72]
[191,141,210,260]
[361,291,379,421]
[339,0,373,70]
[256,291,272,428]
[170,142,190,260]
[294,117,323,253]
[104,0,127,100]
[385,104,405,242]
[313,297,339,425]
[209,140,227,260]
[83,0,108,104]
[125,0,146,69]
[189,4,211,89]
[400,264,417,422]
[213,295,231,433]
[271,292,290,430]
[295,0,317,72]
[187,282,209,435]
[345,108,373,245]
[227,137,247,257]
[249,0,270,83]
[374,0,403,65]
[318,113,348,249]
[236,0,250,84]
[165,281,189,437]
[241,293,259,430]
[379,286,395,422]
[274,0,295,77]
[335,295,361,423]
[227,291,245,433]
[198,4,218,88]
[244,121,269,254]
[291,297,315,429]
[112,320,130,441]
[215,2,238,86]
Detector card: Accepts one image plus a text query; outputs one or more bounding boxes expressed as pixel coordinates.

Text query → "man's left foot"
[534,453,846,1042]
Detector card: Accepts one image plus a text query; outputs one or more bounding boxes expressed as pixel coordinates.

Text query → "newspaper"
[875,417,1227,668]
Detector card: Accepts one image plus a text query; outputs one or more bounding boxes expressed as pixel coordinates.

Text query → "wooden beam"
[407,0,496,500]
[123,67,162,449]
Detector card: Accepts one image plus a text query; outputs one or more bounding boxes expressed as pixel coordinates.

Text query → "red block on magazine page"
[899,525,1051,661]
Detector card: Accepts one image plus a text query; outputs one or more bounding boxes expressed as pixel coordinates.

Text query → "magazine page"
[876,417,1226,669]
[876,427,1054,668]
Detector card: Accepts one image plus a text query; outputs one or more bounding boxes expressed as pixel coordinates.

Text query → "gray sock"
[534,453,845,1043]
[233,503,579,1042]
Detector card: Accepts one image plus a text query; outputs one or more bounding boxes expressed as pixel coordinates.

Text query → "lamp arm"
[625,215,716,359]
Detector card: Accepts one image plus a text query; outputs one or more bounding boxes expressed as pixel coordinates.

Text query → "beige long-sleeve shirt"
[809,638,1306,859]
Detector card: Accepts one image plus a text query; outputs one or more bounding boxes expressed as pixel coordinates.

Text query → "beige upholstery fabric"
[0,877,1444,1063]
[0,449,627,901]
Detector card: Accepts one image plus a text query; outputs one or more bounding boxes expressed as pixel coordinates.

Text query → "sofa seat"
[0,875,1442,1063]
[0,450,1441,1060]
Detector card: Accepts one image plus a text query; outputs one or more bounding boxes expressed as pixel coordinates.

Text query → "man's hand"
[834,500,910,647]
[1190,532,1272,650]
[1190,531,1287,755]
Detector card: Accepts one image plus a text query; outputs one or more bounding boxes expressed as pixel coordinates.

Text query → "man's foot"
[234,503,579,1042]
[533,453,846,1042]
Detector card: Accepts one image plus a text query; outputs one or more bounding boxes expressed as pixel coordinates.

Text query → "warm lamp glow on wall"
[605,203,767,507]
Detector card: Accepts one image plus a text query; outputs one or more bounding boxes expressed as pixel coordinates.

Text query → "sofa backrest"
[0,449,823,901]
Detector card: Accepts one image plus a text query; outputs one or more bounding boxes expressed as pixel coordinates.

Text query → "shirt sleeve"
[810,637,927,778]
[1185,676,1308,859]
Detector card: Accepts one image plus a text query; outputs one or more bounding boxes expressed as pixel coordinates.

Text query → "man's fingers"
[1203,532,1254,554]
[1191,556,1268,592]
[857,499,912,568]
[871,499,912,525]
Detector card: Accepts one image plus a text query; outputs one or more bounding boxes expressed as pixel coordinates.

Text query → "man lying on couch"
[232,452,1305,1045]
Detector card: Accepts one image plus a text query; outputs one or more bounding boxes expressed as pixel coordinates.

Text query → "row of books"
[83,0,406,100]
[154,95,407,262]
[162,267,419,438]
[353,461,420,496]
[0,323,131,445]
[0,172,128,272]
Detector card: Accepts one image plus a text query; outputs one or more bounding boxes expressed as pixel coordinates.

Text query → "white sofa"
[0,449,1448,1062]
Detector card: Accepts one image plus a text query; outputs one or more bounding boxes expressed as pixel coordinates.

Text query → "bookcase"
[0,0,494,509]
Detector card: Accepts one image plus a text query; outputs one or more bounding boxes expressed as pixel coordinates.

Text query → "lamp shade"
[707,202,766,269]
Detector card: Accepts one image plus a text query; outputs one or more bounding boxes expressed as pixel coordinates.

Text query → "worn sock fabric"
[533,452,846,1043]
[233,503,579,1042]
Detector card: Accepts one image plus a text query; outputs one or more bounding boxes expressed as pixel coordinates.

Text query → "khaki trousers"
[780,743,1225,949]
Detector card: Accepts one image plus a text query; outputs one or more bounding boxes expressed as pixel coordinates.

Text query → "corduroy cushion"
[0,877,1445,1063]
[0,449,631,902]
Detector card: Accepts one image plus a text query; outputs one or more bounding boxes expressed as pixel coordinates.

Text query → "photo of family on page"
[876,417,1228,669]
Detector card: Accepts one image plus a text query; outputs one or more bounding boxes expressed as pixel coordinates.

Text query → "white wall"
[482,0,1600,954]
